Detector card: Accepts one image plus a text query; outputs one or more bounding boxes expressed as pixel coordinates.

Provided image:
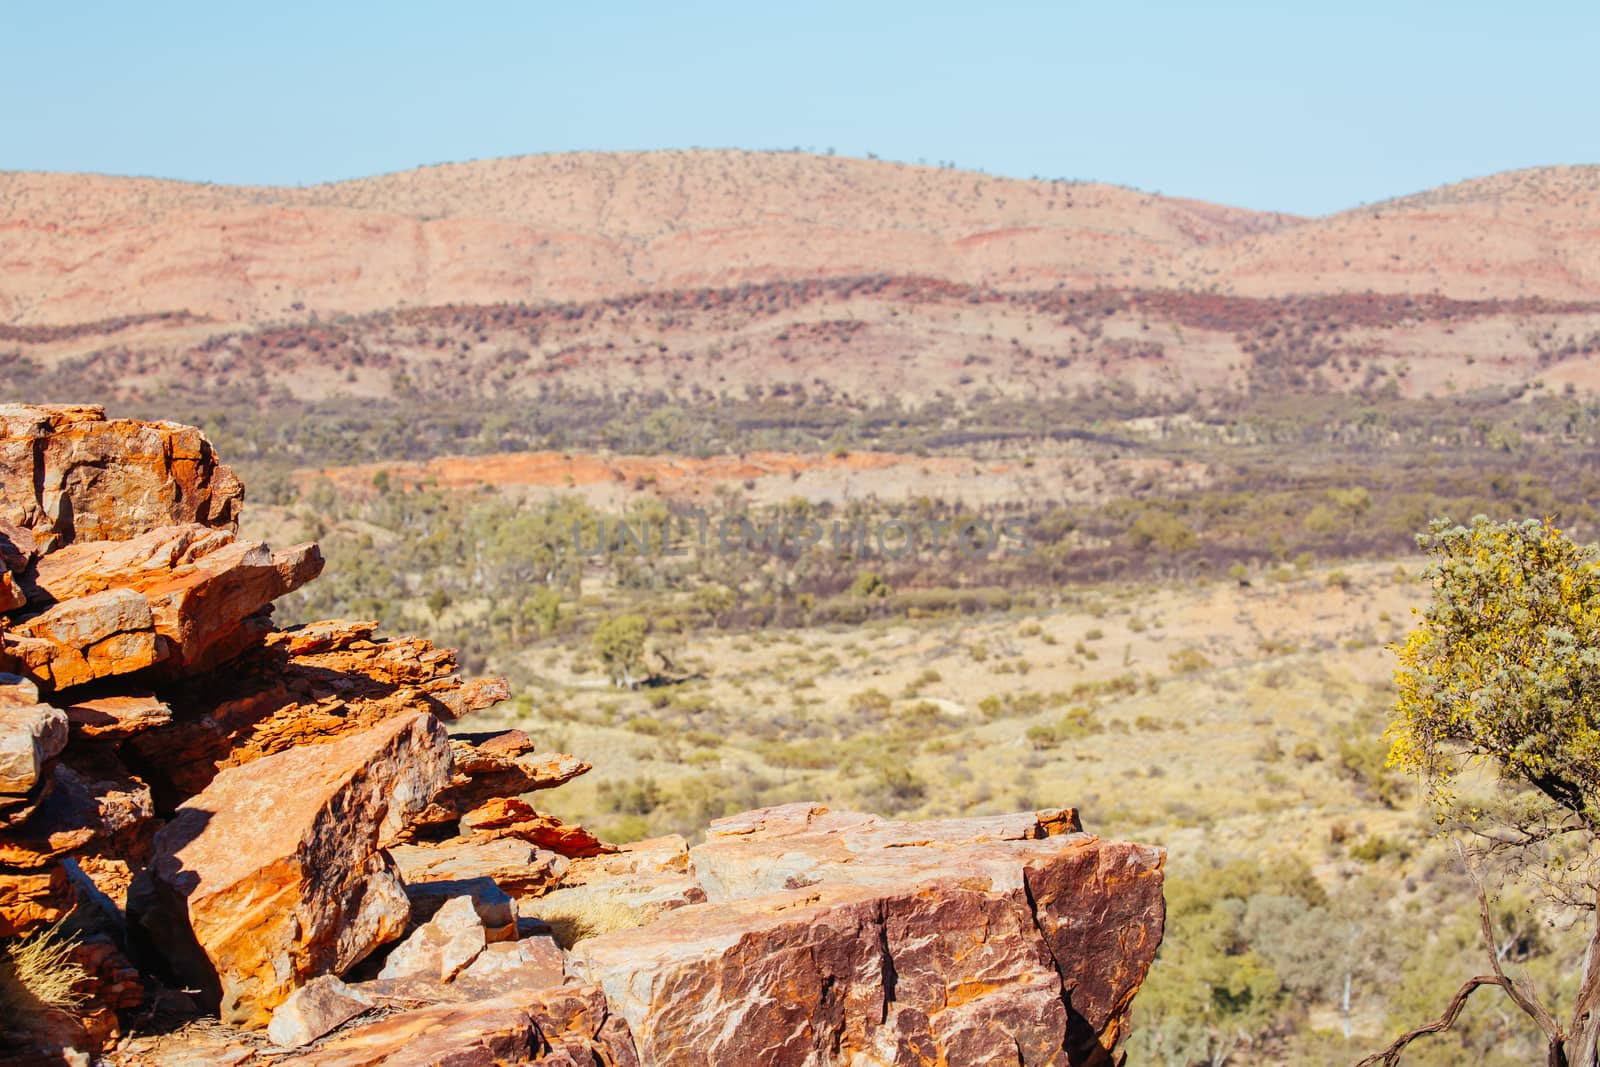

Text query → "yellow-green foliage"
[1389,516,1600,820]
[593,614,649,687]
[1168,648,1212,675]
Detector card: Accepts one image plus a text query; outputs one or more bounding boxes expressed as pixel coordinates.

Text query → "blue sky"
[6,2,1596,215]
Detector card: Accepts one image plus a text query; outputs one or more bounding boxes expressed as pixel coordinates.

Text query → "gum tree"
[1364,517,1600,1066]
[593,614,649,689]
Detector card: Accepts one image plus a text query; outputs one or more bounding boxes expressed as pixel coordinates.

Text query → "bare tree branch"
[1356,848,1572,1067]
[1353,975,1519,1067]
[1463,843,1565,1045]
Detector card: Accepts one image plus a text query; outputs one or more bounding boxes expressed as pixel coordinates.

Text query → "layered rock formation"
[0,405,1166,1066]
[569,806,1165,1067]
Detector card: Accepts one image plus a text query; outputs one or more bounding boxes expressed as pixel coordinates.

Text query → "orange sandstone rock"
[566,804,1164,1067]
[128,620,507,804]
[4,588,161,690]
[0,404,242,553]
[13,523,324,683]
[457,797,613,859]
[137,710,453,1028]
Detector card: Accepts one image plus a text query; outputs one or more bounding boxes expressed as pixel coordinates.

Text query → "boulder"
[376,894,489,983]
[1023,836,1171,1060]
[137,710,454,1027]
[268,976,374,1050]
[357,932,568,1011]
[0,677,67,798]
[70,934,146,1014]
[566,804,1164,1067]
[561,834,692,880]
[403,876,519,942]
[686,803,1084,899]
[17,523,324,676]
[455,934,566,994]
[0,404,241,553]
[135,538,324,672]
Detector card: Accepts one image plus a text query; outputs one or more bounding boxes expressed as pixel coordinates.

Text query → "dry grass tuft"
[1,920,90,1016]
[522,891,662,949]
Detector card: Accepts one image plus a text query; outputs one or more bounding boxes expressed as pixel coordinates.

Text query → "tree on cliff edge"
[1363,517,1600,1066]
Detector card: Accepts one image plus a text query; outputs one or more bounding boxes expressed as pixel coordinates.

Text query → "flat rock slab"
[542,834,707,915]
[59,692,172,740]
[276,985,635,1067]
[390,835,566,898]
[267,975,373,1049]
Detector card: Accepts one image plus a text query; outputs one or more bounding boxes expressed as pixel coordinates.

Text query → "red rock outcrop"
[570,804,1164,1067]
[22,523,324,675]
[135,711,453,1027]
[0,405,242,553]
[0,407,1165,1067]
[0,406,524,1052]
[128,619,507,804]
[0,524,323,695]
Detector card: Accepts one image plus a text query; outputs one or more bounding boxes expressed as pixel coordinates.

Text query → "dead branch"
[1352,975,1514,1067]
[1464,843,1565,1045]
[1354,847,1569,1066]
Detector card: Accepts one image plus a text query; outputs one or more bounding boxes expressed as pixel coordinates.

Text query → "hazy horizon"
[11,146,1599,219]
[8,2,1599,216]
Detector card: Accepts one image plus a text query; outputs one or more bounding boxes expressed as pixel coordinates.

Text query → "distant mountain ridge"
[5,151,1595,329]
